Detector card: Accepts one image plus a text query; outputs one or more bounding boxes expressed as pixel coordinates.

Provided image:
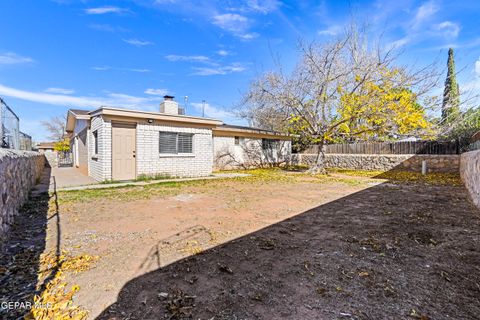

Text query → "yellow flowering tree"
[241,26,437,173]
[54,138,70,153]
[337,70,431,142]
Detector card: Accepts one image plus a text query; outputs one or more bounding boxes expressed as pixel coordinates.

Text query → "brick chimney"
[160,95,179,115]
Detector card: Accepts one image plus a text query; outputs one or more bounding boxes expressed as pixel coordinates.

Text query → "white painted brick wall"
[213,136,292,169]
[88,116,112,181]
[87,117,292,180]
[136,123,213,177]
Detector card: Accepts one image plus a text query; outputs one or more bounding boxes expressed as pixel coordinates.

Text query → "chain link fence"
[1,97,20,150]
[19,131,32,151]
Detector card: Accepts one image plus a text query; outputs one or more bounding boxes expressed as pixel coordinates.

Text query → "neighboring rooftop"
[37,142,56,149]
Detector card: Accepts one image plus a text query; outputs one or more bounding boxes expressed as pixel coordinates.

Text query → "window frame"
[159,131,194,155]
[92,130,98,155]
[262,138,279,151]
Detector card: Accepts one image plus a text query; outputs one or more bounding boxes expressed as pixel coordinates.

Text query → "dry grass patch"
[329,169,462,186]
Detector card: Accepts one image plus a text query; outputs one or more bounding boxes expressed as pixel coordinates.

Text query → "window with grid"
[178,133,193,153]
[262,138,279,150]
[159,132,193,154]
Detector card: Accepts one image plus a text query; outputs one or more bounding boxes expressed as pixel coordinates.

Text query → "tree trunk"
[308,141,327,174]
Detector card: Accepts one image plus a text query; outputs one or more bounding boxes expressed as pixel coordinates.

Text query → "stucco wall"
[460,150,480,208]
[213,136,292,170]
[292,154,460,173]
[0,150,45,242]
[137,123,213,177]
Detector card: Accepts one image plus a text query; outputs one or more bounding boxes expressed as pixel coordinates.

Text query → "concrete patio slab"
[56,172,250,191]
[49,167,98,191]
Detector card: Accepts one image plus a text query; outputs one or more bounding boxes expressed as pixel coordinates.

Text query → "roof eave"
[90,107,223,126]
[213,127,292,140]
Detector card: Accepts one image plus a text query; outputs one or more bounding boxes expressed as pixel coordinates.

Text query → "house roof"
[65,106,292,139]
[66,108,91,133]
[89,106,223,126]
[213,124,291,140]
[69,109,90,116]
[37,142,55,149]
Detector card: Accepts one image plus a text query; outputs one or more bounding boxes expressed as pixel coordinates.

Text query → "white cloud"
[412,1,438,29]
[144,88,169,96]
[387,36,411,49]
[212,13,249,33]
[91,66,151,72]
[123,38,154,47]
[216,49,230,56]
[165,55,211,63]
[461,57,480,93]
[84,6,129,15]
[427,37,480,51]
[88,24,129,33]
[238,32,259,40]
[245,0,280,14]
[0,83,161,108]
[212,13,256,39]
[475,57,480,76]
[226,0,280,14]
[318,25,342,36]
[191,102,235,119]
[0,52,34,65]
[45,87,75,94]
[191,63,246,76]
[435,21,460,38]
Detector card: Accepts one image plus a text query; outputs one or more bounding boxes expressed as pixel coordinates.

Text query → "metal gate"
[58,151,73,167]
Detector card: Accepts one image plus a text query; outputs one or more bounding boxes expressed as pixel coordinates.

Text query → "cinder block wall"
[0,150,45,242]
[136,123,213,177]
[292,154,460,173]
[460,150,480,208]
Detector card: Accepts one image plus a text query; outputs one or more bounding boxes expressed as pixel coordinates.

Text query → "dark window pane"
[178,133,193,153]
[159,132,177,154]
[93,130,98,154]
[262,138,279,150]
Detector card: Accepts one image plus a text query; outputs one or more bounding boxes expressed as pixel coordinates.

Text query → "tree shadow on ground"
[0,166,62,319]
[97,173,480,319]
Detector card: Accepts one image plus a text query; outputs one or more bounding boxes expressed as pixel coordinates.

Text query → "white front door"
[112,123,136,180]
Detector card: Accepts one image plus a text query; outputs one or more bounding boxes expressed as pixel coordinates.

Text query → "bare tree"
[41,116,66,141]
[240,24,440,173]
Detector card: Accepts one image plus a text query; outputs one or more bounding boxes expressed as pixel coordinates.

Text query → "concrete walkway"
[50,167,97,190]
[56,172,250,191]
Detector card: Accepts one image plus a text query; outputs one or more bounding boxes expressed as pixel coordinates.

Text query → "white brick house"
[66,96,292,181]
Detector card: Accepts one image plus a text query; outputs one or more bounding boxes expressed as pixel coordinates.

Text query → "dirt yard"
[2,169,480,319]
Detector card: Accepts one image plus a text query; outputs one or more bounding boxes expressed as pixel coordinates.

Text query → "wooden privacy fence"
[303,141,460,155]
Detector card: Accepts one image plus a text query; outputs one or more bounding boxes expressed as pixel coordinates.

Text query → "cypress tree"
[442,48,460,123]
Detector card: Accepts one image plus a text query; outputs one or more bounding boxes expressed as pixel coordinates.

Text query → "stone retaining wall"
[460,150,480,208]
[292,154,460,173]
[42,150,58,168]
[0,149,45,242]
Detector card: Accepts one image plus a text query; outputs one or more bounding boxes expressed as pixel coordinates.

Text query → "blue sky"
[0,0,479,141]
